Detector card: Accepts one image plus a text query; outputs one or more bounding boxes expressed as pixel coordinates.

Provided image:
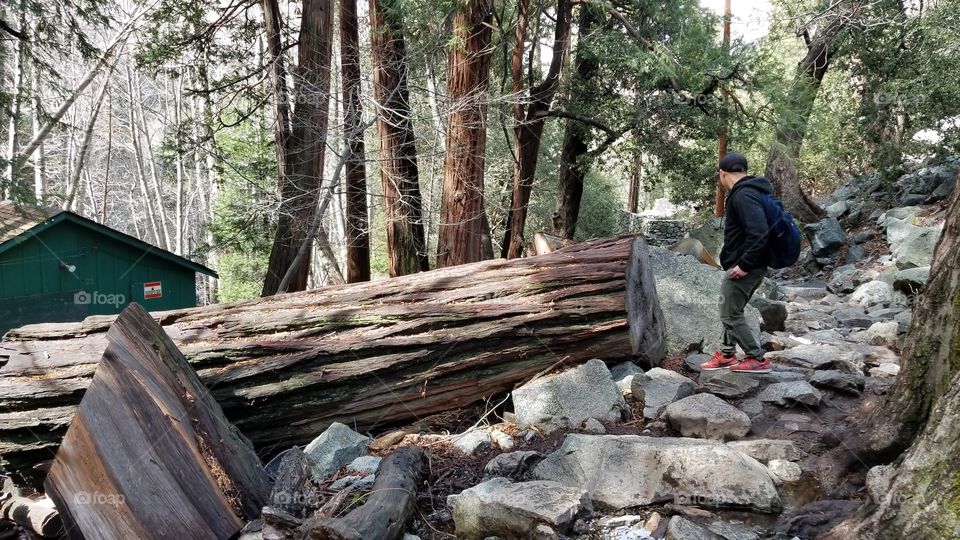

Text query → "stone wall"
[619,212,691,246]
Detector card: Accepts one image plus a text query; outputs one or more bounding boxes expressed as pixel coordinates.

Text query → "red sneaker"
[700,351,739,371]
[729,357,772,373]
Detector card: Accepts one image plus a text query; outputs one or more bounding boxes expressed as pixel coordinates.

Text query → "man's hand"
[727,265,747,279]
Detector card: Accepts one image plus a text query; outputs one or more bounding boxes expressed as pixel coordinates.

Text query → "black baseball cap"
[719,152,748,173]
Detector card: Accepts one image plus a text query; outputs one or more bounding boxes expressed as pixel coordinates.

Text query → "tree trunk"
[501,0,573,258]
[551,5,598,241]
[31,68,47,206]
[65,72,113,210]
[3,5,26,198]
[0,236,659,481]
[260,0,292,181]
[436,0,495,268]
[627,138,642,213]
[824,182,960,537]
[125,66,162,247]
[763,5,854,224]
[45,304,267,539]
[262,0,335,295]
[340,0,370,283]
[368,0,429,276]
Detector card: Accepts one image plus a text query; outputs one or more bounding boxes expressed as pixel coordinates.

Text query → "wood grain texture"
[1,236,659,479]
[43,304,268,540]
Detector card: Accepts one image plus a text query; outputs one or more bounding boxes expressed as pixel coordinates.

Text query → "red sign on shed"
[144,281,162,299]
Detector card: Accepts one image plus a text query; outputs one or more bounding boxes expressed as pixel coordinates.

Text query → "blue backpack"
[758,192,801,269]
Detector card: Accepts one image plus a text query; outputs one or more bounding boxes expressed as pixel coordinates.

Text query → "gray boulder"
[649,247,761,354]
[767,459,803,483]
[665,516,725,540]
[886,219,923,253]
[805,218,845,257]
[825,200,848,218]
[827,265,860,294]
[757,381,822,407]
[665,394,752,441]
[773,343,844,370]
[866,465,896,505]
[699,369,761,399]
[448,477,588,540]
[849,281,895,308]
[533,434,783,512]
[809,370,865,395]
[894,225,940,269]
[610,361,645,399]
[893,266,930,293]
[834,307,878,328]
[685,353,710,372]
[781,285,829,301]
[633,367,696,418]
[865,320,899,346]
[483,451,545,479]
[750,297,788,332]
[452,429,492,456]
[727,439,803,464]
[512,359,626,434]
[346,455,381,475]
[303,422,372,483]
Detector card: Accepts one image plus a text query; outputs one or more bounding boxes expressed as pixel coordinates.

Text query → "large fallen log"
[0,236,663,479]
[44,304,267,540]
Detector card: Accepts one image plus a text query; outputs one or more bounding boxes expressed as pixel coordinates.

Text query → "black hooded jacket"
[720,176,772,271]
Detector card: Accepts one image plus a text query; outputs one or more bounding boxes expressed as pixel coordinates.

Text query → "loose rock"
[448,477,588,540]
[533,435,783,512]
[512,359,626,434]
[664,516,725,540]
[665,394,751,441]
[757,381,822,407]
[809,370,866,395]
[727,439,803,464]
[303,422,372,483]
[633,367,696,419]
[699,370,761,399]
[767,459,802,483]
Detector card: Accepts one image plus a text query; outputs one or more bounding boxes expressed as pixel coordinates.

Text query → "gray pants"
[719,268,766,359]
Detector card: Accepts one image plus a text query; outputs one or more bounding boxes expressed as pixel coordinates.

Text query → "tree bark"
[551,5,598,241]
[501,0,573,258]
[436,0,495,268]
[65,70,114,210]
[368,0,429,276]
[3,4,26,198]
[44,304,267,539]
[125,66,162,247]
[340,0,370,283]
[763,4,855,224]
[0,236,659,481]
[262,0,335,295]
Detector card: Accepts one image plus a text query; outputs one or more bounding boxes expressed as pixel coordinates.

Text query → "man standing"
[700,152,773,373]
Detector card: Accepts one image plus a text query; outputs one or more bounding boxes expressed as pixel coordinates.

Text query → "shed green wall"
[0,221,199,334]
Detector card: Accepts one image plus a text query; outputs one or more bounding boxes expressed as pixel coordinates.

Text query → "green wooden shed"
[0,201,217,336]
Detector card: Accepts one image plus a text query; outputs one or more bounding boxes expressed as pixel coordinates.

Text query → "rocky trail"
[1,158,955,539]
[233,169,951,540]
[236,161,954,540]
